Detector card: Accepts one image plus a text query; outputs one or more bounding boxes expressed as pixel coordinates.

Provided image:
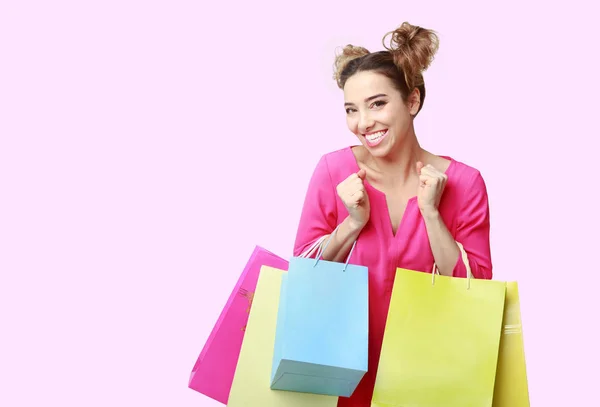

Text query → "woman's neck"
[367,131,426,186]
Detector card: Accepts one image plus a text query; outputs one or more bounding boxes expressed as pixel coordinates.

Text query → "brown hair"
[333,22,440,116]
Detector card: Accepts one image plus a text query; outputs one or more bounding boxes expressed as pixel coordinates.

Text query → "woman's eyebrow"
[344,93,388,107]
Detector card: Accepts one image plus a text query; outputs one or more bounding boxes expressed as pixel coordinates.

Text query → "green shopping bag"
[372,245,507,407]
[492,282,530,406]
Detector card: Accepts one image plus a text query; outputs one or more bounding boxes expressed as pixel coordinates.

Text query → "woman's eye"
[345,108,356,114]
[371,100,387,108]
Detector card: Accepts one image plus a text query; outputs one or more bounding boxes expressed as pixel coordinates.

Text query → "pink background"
[1,1,598,406]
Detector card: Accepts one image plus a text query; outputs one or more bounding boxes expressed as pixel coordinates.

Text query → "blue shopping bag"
[270,227,369,397]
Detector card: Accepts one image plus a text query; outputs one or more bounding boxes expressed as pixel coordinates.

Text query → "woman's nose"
[358,112,374,134]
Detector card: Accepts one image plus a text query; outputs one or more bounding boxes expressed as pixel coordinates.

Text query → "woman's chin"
[362,137,393,157]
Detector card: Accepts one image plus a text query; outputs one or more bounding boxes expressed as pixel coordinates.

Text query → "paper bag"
[492,281,530,406]
[188,246,289,403]
[271,232,369,397]
[372,267,506,406]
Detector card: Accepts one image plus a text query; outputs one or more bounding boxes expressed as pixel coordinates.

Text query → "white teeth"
[366,130,386,142]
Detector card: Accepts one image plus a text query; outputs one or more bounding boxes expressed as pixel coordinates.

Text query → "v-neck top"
[292,146,493,407]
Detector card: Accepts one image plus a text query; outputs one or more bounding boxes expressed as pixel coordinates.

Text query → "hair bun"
[333,45,370,88]
[382,22,439,90]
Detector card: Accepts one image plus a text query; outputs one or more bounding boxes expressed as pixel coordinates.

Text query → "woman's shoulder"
[442,155,488,196]
[319,145,357,163]
[313,145,360,181]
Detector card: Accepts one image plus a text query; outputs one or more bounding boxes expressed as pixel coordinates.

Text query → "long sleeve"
[293,155,339,257]
[451,171,493,279]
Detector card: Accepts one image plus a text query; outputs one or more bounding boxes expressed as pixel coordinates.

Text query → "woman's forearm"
[422,209,460,276]
[318,216,364,263]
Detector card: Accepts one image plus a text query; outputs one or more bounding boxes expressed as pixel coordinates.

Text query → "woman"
[293,22,493,407]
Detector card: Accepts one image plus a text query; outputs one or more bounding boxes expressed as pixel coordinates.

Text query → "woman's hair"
[333,22,440,116]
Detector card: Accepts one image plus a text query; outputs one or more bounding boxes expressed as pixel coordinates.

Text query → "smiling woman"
[293,22,493,407]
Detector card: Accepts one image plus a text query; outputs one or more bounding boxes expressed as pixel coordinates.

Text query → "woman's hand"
[336,169,371,231]
[416,161,447,217]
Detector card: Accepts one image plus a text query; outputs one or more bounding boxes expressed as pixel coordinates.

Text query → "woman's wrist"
[318,216,364,262]
[420,207,440,222]
[346,216,367,235]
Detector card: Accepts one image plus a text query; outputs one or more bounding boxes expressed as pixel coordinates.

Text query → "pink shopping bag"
[188,246,289,404]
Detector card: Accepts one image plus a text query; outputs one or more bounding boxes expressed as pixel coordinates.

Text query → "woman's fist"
[416,161,447,216]
[336,168,371,230]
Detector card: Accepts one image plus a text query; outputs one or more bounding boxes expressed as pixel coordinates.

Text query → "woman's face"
[343,71,419,158]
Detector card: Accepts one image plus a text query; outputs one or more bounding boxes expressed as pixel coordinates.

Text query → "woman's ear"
[408,88,421,116]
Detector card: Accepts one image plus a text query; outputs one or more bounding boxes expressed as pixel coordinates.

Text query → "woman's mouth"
[364,130,388,147]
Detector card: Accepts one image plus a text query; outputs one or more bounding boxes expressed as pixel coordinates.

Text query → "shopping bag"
[188,246,289,404]
[270,228,369,397]
[227,265,338,407]
[492,281,530,406]
[371,244,506,407]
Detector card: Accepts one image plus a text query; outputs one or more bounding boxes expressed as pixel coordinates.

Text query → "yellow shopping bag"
[492,282,530,406]
[372,264,507,407]
[227,265,338,407]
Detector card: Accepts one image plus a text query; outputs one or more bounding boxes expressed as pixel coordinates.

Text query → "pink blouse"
[292,146,493,407]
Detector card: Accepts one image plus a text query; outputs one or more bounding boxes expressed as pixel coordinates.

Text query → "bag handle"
[298,235,327,259]
[312,224,357,272]
[431,241,473,289]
